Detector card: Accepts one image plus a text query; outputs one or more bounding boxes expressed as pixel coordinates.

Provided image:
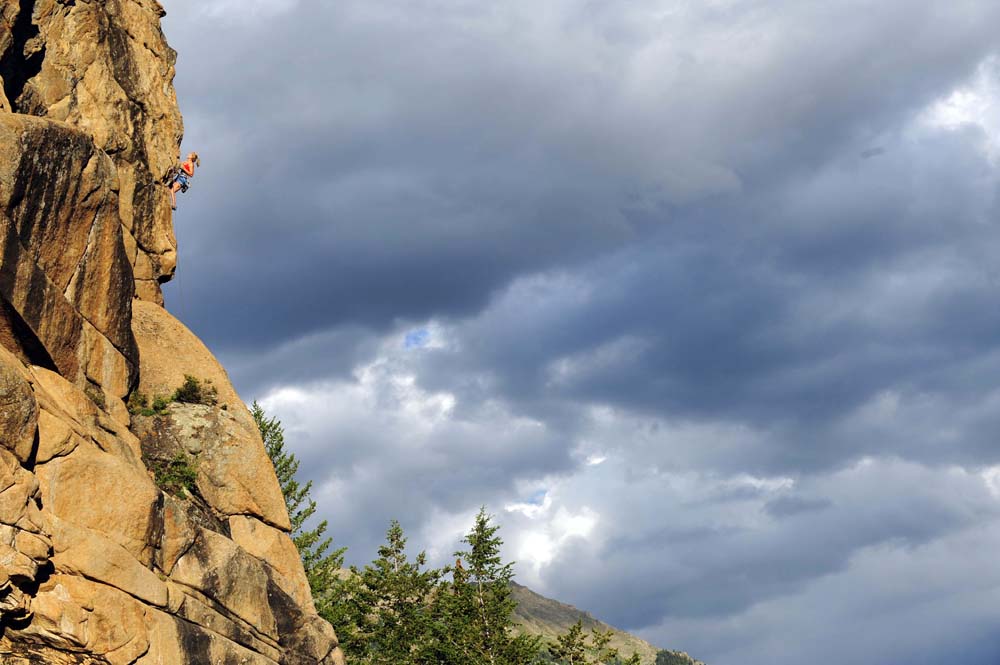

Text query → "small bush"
[172,375,218,406]
[127,391,148,414]
[84,384,106,411]
[152,452,198,497]
[128,392,171,416]
[151,394,171,413]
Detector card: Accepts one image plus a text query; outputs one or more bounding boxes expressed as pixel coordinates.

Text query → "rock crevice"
[0,0,45,112]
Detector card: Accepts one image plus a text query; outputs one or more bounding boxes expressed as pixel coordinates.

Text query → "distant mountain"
[511,582,705,665]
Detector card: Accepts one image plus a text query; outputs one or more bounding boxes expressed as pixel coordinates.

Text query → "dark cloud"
[160,2,1000,664]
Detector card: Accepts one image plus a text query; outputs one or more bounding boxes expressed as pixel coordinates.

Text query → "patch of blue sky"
[527,488,548,505]
[404,328,431,349]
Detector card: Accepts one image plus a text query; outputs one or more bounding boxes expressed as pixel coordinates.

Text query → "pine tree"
[550,621,588,664]
[336,521,443,664]
[252,401,346,623]
[549,621,643,665]
[588,627,622,664]
[432,508,543,665]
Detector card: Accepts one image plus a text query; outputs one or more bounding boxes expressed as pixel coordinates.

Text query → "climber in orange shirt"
[169,152,200,210]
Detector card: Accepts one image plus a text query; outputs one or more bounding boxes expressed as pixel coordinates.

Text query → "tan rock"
[49,516,168,608]
[139,608,279,665]
[11,574,151,665]
[13,529,51,563]
[152,404,291,530]
[0,114,138,395]
[35,410,80,464]
[156,496,196,576]
[170,527,278,638]
[174,592,283,662]
[13,0,184,302]
[132,299,253,424]
[132,301,291,530]
[166,525,344,663]
[0,540,38,582]
[0,347,37,463]
[34,442,160,564]
[0,1,342,661]
[29,366,97,424]
[30,366,143,464]
[0,450,39,528]
[230,515,314,609]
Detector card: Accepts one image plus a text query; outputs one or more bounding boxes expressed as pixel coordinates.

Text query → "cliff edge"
[0,1,344,663]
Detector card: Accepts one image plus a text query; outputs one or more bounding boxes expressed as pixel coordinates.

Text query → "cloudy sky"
[159,2,1000,663]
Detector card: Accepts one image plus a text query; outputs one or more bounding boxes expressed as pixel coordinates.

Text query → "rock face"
[0,1,344,663]
[1,0,182,305]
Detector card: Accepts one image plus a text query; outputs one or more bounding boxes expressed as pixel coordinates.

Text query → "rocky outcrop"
[2,0,182,304]
[0,1,344,663]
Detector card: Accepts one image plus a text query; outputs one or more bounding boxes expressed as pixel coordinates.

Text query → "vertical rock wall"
[3,0,183,304]
[0,1,345,663]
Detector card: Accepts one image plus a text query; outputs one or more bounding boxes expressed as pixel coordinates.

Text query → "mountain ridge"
[512,582,706,665]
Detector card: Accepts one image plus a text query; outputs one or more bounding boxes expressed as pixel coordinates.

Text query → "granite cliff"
[0,1,344,662]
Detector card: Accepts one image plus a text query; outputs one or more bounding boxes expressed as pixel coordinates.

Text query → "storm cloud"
[161,2,1000,663]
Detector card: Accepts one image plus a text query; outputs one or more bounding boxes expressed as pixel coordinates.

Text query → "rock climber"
[169,152,200,210]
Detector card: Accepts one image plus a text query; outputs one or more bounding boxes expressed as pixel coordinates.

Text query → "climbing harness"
[162,164,192,192]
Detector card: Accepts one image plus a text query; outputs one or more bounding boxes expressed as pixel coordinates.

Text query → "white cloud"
[195,0,298,22]
[919,55,1000,161]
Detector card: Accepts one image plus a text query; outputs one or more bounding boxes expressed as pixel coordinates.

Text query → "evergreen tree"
[550,621,588,664]
[432,508,543,665]
[336,521,443,664]
[252,401,346,623]
[587,627,619,664]
[549,621,643,665]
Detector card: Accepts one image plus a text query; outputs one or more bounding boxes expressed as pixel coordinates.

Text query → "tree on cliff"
[252,402,346,623]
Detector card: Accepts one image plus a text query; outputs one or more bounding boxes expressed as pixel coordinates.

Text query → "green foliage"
[151,452,198,496]
[656,652,695,665]
[550,622,588,664]
[252,401,346,623]
[429,508,543,665]
[84,384,106,410]
[335,520,444,664]
[548,622,640,665]
[130,377,218,416]
[128,391,171,416]
[172,375,218,405]
[127,391,148,414]
[251,401,639,665]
